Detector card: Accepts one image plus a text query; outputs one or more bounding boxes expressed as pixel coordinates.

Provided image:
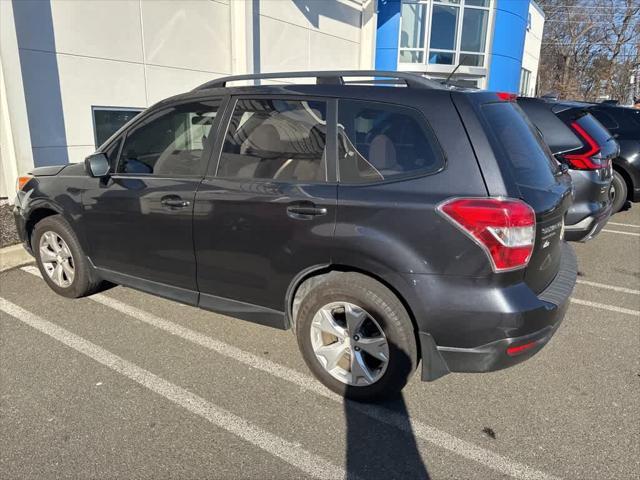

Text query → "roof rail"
[194,70,445,91]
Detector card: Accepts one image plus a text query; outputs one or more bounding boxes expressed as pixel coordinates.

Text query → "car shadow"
[343,351,430,479]
[617,200,632,213]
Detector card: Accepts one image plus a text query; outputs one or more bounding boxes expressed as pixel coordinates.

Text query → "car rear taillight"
[561,121,604,170]
[437,198,536,272]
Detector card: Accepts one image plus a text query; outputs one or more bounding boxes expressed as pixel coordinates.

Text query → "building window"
[398,0,492,69]
[399,2,427,63]
[519,68,532,96]
[93,107,143,148]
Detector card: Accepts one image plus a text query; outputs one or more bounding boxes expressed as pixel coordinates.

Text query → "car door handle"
[161,196,190,208]
[286,203,328,219]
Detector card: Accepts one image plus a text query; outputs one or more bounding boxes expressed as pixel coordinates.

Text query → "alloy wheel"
[310,302,389,386]
[39,231,75,288]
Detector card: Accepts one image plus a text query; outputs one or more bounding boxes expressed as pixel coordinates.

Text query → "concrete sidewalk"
[0,243,32,272]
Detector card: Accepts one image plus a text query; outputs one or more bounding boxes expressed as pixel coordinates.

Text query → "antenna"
[443,63,462,86]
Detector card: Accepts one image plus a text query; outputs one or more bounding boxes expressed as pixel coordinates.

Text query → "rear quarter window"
[481,102,558,189]
[337,100,444,183]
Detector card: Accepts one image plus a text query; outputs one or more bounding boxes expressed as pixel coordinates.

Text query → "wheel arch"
[285,264,422,360]
[25,206,62,250]
[613,163,633,201]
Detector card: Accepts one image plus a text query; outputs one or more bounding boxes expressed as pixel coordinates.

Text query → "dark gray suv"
[13,71,577,401]
[518,98,619,242]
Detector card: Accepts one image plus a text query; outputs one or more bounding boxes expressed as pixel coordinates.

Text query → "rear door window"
[337,100,444,183]
[482,102,558,189]
[217,98,328,182]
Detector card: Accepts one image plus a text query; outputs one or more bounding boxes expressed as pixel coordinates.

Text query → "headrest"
[243,123,282,154]
[368,134,397,170]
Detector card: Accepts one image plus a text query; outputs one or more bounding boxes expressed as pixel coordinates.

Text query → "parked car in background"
[518,98,618,242]
[583,103,640,212]
[13,71,577,402]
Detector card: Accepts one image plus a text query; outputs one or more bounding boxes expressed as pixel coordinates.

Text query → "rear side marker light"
[562,122,603,170]
[437,197,536,272]
[16,175,33,192]
[506,341,538,356]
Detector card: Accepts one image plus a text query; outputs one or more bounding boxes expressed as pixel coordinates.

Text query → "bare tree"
[537,0,639,102]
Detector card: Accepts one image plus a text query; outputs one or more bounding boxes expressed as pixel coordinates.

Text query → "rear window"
[482,102,558,189]
[575,114,612,146]
[589,110,619,131]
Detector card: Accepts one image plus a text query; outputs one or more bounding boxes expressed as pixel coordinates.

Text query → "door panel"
[194,179,337,312]
[81,98,224,296]
[193,96,337,316]
[83,177,200,292]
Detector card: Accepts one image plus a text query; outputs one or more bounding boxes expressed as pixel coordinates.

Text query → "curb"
[0,244,34,272]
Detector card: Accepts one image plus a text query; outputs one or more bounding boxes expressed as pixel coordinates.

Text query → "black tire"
[295,272,418,402]
[611,169,628,214]
[32,215,104,298]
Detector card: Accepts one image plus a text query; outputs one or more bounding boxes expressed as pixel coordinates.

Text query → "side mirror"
[85,153,110,178]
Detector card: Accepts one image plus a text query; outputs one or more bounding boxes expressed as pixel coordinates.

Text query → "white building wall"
[1,0,376,198]
[0,0,35,198]
[521,1,544,97]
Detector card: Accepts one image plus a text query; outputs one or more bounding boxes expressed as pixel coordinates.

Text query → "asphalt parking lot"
[1,208,638,480]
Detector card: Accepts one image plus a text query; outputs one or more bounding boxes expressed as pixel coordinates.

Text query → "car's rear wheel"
[295,272,418,401]
[33,215,104,298]
[611,169,628,213]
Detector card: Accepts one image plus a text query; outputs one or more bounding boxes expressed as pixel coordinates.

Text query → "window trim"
[207,94,338,185]
[519,68,532,96]
[111,97,227,179]
[335,98,447,186]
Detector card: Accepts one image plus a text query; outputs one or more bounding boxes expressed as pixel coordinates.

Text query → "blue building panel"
[375,0,401,70]
[487,0,530,92]
[375,0,535,93]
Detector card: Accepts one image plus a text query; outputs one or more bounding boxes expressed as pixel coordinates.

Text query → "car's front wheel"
[295,272,418,401]
[33,215,104,298]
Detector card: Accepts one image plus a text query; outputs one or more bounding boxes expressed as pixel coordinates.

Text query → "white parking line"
[601,229,640,237]
[21,265,560,480]
[576,279,640,295]
[0,297,352,480]
[607,222,640,228]
[571,298,640,317]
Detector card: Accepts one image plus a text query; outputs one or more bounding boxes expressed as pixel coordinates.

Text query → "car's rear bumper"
[416,242,577,381]
[563,201,612,242]
[564,168,612,241]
